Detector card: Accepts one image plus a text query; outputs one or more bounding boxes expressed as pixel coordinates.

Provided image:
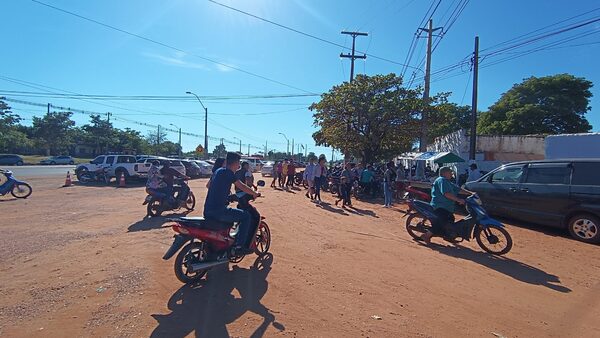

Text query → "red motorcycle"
[162,181,271,284]
[403,184,431,202]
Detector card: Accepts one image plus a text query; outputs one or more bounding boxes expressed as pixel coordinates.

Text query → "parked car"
[193,160,213,177]
[0,154,24,166]
[135,157,186,178]
[180,160,202,178]
[465,159,600,243]
[39,155,75,165]
[241,156,263,172]
[75,155,140,183]
[261,161,274,176]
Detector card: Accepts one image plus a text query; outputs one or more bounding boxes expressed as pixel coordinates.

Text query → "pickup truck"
[75,155,141,182]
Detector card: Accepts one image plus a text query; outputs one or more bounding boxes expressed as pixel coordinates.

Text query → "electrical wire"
[29,0,316,94]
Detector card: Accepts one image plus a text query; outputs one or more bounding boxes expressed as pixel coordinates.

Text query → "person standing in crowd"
[270,161,278,188]
[281,160,289,187]
[303,157,317,199]
[335,163,353,207]
[467,163,482,182]
[206,157,226,189]
[314,156,326,204]
[287,160,296,188]
[383,161,395,208]
[234,161,252,192]
[360,164,375,197]
[276,161,284,187]
[395,163,406,200]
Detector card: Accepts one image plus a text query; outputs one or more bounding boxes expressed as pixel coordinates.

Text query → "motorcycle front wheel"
[475,225,513,255]
[174,242,209,284]
[405,213,432,240]
[11,183,32,199]
[254,221,271,255]
[185,192,196,211]
[147,199,162,217]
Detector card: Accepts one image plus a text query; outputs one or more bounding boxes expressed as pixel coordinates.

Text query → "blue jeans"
[383,182,392,206]
[204,207,251,248]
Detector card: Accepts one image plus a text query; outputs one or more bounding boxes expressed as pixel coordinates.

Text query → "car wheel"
[69,161,74,165]
[568,213,600,244]
[16,161,23,166]
[50,161,56,165]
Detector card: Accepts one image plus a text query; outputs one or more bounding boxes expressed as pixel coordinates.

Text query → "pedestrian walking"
[395,163,406,200]
[303,157,317,199]
[281,160,289,187]
[383,161,395,208]
[335,163,353,208]
[271,161,278,188]
[314,156,326,204]
[286,160,296,187]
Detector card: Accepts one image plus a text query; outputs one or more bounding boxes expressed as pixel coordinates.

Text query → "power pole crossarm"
[340,31,368,83]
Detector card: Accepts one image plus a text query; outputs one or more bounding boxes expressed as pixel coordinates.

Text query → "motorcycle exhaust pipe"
[190,259,229,272]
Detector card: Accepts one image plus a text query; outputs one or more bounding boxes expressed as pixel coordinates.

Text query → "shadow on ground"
[151,253,284,338]
[427,243,572,293]
[128,213,191,232]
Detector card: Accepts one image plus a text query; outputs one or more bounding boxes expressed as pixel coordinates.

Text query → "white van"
[241,156,264,172]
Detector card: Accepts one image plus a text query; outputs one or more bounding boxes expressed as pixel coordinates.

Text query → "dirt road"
[0,175,598,337]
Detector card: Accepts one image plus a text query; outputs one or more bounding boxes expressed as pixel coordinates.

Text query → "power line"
[206,0,422,71]
[29,0,316,94]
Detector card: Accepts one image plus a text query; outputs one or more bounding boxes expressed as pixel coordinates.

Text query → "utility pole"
[418,19,442,152]
[106,112,112,123]
[340,31,368,82]
[469,36,480,161]
[247,144,250,156]
[265,141,268,159]
[291,139,294,157]
[47,103,50,114]
[157,125,161,156]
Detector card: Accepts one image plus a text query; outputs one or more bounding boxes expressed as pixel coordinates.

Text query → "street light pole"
[278,132,289,155]
[170,123,182,157]
[186,91,208,159]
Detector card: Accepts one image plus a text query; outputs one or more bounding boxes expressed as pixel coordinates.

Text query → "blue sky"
[1,0,599,156]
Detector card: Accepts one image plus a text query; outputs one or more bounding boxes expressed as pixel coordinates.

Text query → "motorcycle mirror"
[257,180,266,187]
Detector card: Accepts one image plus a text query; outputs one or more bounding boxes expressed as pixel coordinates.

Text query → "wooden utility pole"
[418,19,442,152]
[340,31,368,82]
[469,36,480,160]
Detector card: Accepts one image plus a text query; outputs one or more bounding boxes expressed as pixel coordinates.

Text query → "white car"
[135,157,186,178]
[261,161,274,176]
[193,160,213,177]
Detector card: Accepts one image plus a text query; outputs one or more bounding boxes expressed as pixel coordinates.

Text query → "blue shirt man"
[204,152,260,255]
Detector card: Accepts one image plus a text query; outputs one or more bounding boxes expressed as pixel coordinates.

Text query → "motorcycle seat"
[177,217,232,230]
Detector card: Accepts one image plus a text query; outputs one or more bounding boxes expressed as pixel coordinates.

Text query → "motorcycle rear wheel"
[11,183,32,199]
[254,221,271,255]
[174,242,209,284]
[405,213,432,240]
[147,199,162,217]
[475,225,513,255]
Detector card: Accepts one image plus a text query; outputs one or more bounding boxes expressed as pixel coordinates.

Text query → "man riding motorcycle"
[203,152,260,256]
[146,160,190,207]
[419,166,475,244]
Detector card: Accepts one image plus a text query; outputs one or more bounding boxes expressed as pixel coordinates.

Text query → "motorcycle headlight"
[229,223,239,237]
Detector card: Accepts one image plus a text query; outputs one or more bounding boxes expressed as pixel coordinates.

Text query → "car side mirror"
[89,160,94,164]
[257,180,266,187]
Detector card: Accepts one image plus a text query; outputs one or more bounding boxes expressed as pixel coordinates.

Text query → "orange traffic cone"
[118,172,126,188]
[63,171,72,187]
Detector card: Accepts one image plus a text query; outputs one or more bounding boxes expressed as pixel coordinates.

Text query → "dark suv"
[465,159,600,244]
[0,154,24,166]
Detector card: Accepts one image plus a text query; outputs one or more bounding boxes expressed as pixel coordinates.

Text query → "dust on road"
[0,175,598,337]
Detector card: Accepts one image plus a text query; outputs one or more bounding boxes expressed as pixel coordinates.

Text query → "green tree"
[310,73,425,164]
[115,128,151,154]
[0,100,32,153]
[478,74,593,135]
[145,128,169,155]
[81,115,117,154]
[212,144,227,158]
[428,102,473,140]
[32,111,76,155]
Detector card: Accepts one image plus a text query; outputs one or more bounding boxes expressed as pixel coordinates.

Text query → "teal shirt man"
[430,176,461,212]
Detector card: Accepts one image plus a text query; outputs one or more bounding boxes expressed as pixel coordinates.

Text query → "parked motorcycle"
[0,170,32,199]
[404,194,513,255]
[78,166,110,185]
[162,180,271,283]
[144,179,195,217]
[402,184,432,202]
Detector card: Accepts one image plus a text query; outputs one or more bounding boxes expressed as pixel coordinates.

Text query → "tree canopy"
[478,74,593,135]
[310,73,429,164]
